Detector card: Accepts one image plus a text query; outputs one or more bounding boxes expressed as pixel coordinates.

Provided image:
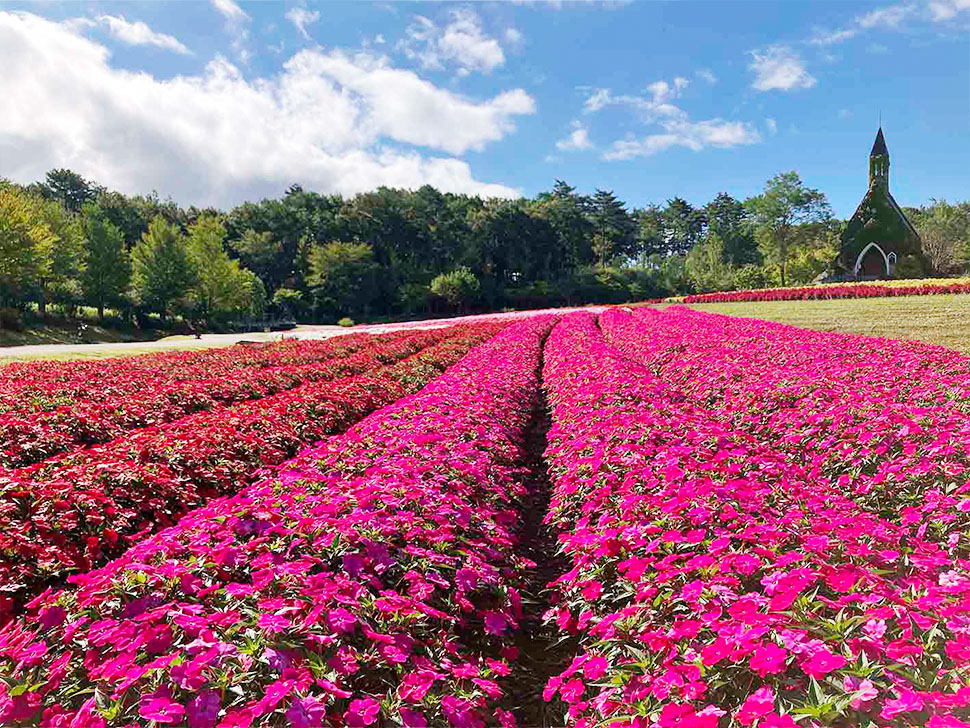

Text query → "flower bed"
[0,333,446,468]
[0,315,553,727]
[680,279,970,304]
[0,335,376,416]
[0,325,502,623]
[540,311,970,727]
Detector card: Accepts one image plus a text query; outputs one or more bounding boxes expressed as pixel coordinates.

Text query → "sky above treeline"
[0,0,967,218]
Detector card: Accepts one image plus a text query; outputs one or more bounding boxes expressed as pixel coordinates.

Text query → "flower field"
[678,277,970,304]
[2,306,970,727]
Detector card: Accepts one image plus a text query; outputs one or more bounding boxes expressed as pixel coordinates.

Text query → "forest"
[1,169,968,329]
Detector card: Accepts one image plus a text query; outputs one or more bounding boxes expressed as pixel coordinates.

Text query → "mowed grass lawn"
[686,293,970,354]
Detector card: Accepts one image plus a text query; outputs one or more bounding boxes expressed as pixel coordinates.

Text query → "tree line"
[1,168,968,329]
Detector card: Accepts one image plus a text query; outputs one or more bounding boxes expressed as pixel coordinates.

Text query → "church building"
[834,127,922,279]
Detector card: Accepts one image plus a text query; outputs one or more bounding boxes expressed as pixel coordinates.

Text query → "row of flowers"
[0,335,377,416]
[0,333,441,469]
[540,310,970,727]
[679,280,970,304]
[0,315,553,727]
[0,324,501,623]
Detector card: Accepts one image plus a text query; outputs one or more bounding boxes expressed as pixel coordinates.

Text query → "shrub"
[338,317,355,327]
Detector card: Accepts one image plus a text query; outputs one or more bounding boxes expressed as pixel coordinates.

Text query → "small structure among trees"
[833,128,922,279]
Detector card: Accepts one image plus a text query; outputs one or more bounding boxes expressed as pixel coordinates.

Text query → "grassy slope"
[686,293,970,354]
[0,319,165,347]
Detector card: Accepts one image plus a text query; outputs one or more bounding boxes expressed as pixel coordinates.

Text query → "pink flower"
[881,689,924,720]
[346,698,380,728]
[801,649,846,678]
[286,696,326,728]
[327,608,357,634]
[400,709,428,728]
[187,691,220,728]
[762,713,797,728]
[583,655,608,681]
[455,568,479,591]
[484,612,508,635]
[843,676,878,710]
[736,686,775,726]
[749,643,788,677]
[559,679,585,704]
[701,637,731,666]
[139,696,185,724]
[257,613,289,634]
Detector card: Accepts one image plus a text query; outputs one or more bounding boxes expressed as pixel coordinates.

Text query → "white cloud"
[807,1,968,47]
[604,119,760,161]
[695,68,717,84]
[583,77,689,119]
[765,118,778,134]
[401,9,506,74]
[809,26,859,45]
[285,7,320,40]
[749,45,816,92]
[505,27,524,44]
[0,11,533,206]
[90,15,191,55]
[211,0,249,24]
[586,75,758,161]
[556,121,593,151]
[927,0,970,19]
[857,3,915,28]
[211,0,251,63]
[838,108,853,119]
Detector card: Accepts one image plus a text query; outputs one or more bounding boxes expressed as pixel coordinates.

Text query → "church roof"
[870,127,888,156]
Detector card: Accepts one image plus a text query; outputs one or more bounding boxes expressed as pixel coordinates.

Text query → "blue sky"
[0,1,966,217]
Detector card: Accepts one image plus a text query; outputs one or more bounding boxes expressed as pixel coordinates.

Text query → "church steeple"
[869,127,890,191]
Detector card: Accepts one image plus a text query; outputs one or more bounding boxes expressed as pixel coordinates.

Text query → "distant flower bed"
[680,277,970,303]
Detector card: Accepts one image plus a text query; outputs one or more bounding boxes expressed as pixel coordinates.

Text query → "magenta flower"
[399,708,428,728]
[483,612,508,635]
[285,696,326,728]
[139,696,185,724]
[345,698,380,728]
[187,691,220,728]
[327,607,357,634]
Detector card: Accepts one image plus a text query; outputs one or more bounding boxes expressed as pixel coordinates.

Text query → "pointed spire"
[870,127,888,156]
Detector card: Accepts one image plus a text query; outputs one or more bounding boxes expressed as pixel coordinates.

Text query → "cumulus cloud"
[82,15,192,54]
[0,11,533,206]
[749,45,816,91]
[211,0,249,24]
[555,121,593,151]
[401,9,506,74]
[604,119,760,161]
[765,118,778,134]
[285,7,320,40]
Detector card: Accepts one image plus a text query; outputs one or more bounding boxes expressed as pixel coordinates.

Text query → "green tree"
[81,203,131,320]
[705,192,757,265]
[41,169,100,213]
[0,183,52,306]
[911,199,970,274]
[34,198,85,316]
[663,197,706,256]
[430,266,480,312]
[684,234,735,293]
[307,241,380,318]
[186,214,254,324]
[745,172,832,286]
[131,217,197,322]
[589,189,636,266]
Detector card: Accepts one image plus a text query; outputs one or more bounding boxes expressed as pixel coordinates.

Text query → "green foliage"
[131,217,197,321]
[910,199,970,274]
[430,266,481,310]
[0,183,53,304]
[746,171,832,286]
[186,214,255,324]
[271,287,305,319]
[338,317,355,327]
[40,169,100,213]
[307,241,380,318]
[684,234,736,293]
[893,254,926,279]
[81,203,130,319]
